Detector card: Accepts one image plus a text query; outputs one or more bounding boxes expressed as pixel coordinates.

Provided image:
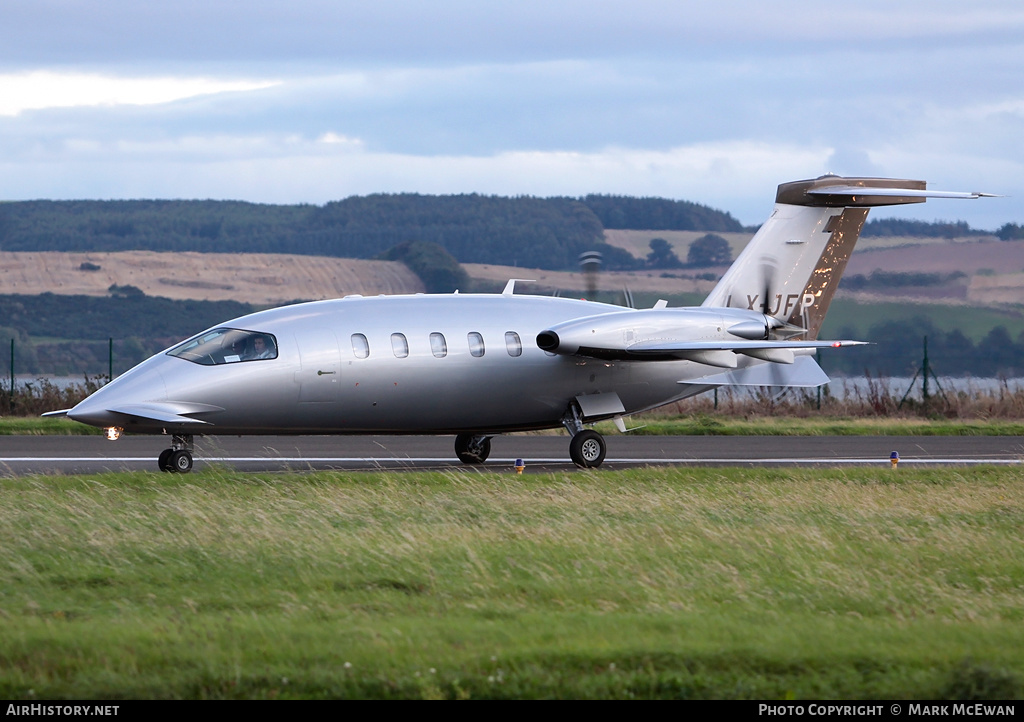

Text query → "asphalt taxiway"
[1,434,1021,475]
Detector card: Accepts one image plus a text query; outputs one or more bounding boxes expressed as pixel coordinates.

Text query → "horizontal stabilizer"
[806,186,997,201]
[41,409,71,418]
[678,355,830,388]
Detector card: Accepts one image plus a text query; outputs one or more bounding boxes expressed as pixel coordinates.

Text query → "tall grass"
[649,375,1024,421]
[0,375,107,417]
[1,467,1022,699]
[4,373,1023,423]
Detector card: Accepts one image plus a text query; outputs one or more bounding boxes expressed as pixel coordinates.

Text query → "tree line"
[0,194,744,272]
[862,217,1022,239]
[822,318,1024,378]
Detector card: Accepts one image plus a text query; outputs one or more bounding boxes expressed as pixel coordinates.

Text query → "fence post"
[922,335,930,403]
[8,337,14,413]
[816,349,822,410]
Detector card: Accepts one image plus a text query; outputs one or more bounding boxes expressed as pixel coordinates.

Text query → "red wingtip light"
[832,341,841,348]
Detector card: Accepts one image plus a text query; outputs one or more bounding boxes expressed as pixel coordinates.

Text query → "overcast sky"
[1,1,1021,228]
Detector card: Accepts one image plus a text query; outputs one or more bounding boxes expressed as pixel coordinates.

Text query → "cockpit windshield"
[167,328,279,366]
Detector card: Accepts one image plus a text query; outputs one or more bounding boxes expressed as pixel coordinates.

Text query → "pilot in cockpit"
[246,334,275,360]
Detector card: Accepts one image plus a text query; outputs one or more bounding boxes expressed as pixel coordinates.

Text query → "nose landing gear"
[158,434,194,473]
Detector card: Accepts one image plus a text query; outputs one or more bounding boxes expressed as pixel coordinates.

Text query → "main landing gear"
[562,404,606,468]
[454,406,608,469]
[454,433,492,464]
[158,434,194,473]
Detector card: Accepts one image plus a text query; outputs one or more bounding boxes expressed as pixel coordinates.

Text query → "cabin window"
[430,332,447,358]
[351,333,369,359]
[391,333,409,358]
[167,328,278,366]
[468,332,485,358]
[505,331,522,357]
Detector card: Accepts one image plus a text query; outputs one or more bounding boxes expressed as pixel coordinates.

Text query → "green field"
[2,467,1022,699]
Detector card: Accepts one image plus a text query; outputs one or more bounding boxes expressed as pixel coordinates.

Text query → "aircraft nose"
[66,357,170,429]
[67,395,122,427]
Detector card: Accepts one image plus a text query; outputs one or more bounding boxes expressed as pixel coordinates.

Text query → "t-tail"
[702,175,993,339]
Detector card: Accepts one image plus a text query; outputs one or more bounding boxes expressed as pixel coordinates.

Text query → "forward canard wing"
[104,403,217,425]
[65,400,224,428]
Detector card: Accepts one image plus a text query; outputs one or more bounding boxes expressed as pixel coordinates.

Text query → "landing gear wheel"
[454,434,491,464]
[158,448,173,472]
[170,449,193,474]
[569,430,606,468]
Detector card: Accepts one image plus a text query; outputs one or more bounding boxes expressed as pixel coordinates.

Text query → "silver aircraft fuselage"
[60,174,990,470]
[67,293,722,437]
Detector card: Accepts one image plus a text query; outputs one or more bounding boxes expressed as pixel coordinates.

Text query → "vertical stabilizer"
[702,175,985,339]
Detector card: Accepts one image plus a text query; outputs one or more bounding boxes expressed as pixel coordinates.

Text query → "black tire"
[170,449,193,474]
[454,434,491,464]
[158,448,173,472]
[569,430,606,468]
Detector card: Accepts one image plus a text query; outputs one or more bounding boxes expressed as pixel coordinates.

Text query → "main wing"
[625,338,866,367]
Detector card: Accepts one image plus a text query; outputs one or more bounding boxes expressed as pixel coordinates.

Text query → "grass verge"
[3,415,1024,436]
[597,416,1024,437]
[1,466,1022,699]
[0,418,103,435]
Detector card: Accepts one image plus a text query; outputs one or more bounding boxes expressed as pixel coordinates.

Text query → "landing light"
[106,427,123,441]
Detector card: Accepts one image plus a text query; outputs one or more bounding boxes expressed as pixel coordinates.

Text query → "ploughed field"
[2,235,1022,306]
[0,251,425,304]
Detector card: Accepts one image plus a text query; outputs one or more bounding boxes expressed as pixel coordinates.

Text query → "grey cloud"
[4,1,1024,68]
[0,1,1022,227]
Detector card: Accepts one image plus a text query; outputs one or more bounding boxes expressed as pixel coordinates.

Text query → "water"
[825,376,1024,400]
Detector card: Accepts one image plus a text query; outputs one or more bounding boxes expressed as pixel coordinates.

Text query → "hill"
[0,194,744,272]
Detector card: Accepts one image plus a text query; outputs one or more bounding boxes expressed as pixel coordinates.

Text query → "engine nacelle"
[536,307,772,359]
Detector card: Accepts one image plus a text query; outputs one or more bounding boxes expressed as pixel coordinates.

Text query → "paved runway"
[1,434,1022,475]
